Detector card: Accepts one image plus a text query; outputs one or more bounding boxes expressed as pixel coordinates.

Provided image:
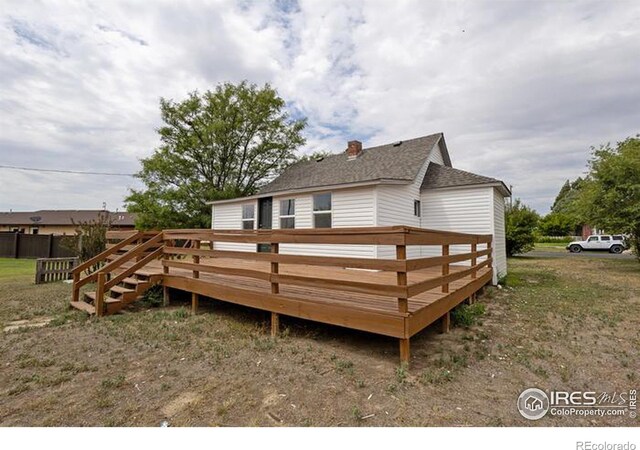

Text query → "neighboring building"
[209,133,511,283]
[0,210,136,235]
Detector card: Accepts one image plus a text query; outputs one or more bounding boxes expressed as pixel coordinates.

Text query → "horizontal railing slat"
[162,260,271,281]
[161,259,407,297]
[407,258,493,297]
[406,248,492,271]
[163,246,405,271]
[163,231,405,245]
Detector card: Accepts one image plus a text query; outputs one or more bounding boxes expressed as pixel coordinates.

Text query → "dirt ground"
[0,256,638,426]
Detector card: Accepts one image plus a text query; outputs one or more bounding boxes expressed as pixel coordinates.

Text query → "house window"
[313,193,332,228]
[414,200,421,217]
[279,199,295,229]
[31,228,39,235]
[242,204,255,230]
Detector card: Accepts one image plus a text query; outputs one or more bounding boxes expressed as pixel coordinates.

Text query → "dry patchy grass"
[0,256,638,426]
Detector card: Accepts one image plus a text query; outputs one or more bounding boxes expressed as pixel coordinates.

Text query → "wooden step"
[135,269,155,276]
[123,277,143,285]
[84,291,96,302]
[109,285,135,295]
[70,301,96,315]
[105,297,124,314]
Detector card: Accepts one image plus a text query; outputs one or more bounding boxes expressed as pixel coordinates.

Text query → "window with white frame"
[414,200,421,217]
[313,193,332,228]
[242,204,255,230]
[279,199,295,229]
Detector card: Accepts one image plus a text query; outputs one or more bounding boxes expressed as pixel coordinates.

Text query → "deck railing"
[161,226,493,319]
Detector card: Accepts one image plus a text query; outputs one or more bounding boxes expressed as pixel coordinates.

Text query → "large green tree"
[582,136,640,258]
[126,82,306,229]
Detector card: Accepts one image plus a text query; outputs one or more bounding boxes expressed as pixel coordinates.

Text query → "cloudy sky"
[1,0,638,214]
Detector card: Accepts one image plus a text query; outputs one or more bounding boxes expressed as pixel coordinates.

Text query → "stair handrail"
[103,246,164,291]
[96,232,164,277]
[71,231,144,303]
[72,231,143,277]
[91,232,165,316]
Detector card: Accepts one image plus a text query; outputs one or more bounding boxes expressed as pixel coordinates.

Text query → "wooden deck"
[71,227,493,365]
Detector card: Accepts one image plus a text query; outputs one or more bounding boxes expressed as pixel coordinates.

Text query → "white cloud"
[0,0,638,213]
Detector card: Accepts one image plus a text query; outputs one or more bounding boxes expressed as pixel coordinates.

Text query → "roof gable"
[258,133,447,195]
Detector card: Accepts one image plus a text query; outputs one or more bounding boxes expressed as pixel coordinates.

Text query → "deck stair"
[70,230,165,316]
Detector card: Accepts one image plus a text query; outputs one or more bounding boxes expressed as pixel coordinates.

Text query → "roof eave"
[422,181,512,197]
[207,178,412,205]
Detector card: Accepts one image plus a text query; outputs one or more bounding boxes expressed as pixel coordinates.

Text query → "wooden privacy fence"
[0,232,76,259]
[35,257,79,284]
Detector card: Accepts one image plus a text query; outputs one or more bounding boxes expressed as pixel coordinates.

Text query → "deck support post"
[72,272,80,303]
[395,244,408,313]
[191,292,199,315]
[162,263,170,307]
[471,240,478,279]
[270,243,280,337]
[442,244,450,293]
[440,311,451,333]
[95,272,105,317]
[191,240,200,315]
[399,338,410,365]
[271,312,280,338]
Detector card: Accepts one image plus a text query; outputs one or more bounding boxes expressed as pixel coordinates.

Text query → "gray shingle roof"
[0,210,136,226]
[259,133,446,194]
[421,163,508,193]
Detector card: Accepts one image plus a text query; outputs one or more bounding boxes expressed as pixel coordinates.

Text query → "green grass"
[0,258,36,279]
[533,243,567,252]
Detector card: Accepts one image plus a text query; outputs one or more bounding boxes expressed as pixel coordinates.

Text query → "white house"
[208,133,510,283]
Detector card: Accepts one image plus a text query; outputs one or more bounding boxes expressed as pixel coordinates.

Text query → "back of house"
[209,133,510,283]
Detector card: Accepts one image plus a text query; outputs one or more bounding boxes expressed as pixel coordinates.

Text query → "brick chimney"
[346,140,363,159]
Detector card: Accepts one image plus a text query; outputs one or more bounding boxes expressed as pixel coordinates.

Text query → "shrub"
[140,285,164,307]
[451,303,486,328]
[505,199,539,256]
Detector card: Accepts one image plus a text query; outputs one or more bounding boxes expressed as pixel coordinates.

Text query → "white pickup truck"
[566,235,625,254]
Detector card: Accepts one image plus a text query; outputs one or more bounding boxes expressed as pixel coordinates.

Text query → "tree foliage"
[581,136,640,258]
[61,212,111,274]
[546,177,587,234]
[505,198,540,256]
[126,82,307,229]
[538,212,577,236]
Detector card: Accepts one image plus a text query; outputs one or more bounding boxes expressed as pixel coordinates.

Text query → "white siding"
[420,185,507,284]
[277,187,376,257]
[376,140,444,258]
[211,187,376,258]
[429,141,446,165]
[212,200,257,252]
[492,189,507,281]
